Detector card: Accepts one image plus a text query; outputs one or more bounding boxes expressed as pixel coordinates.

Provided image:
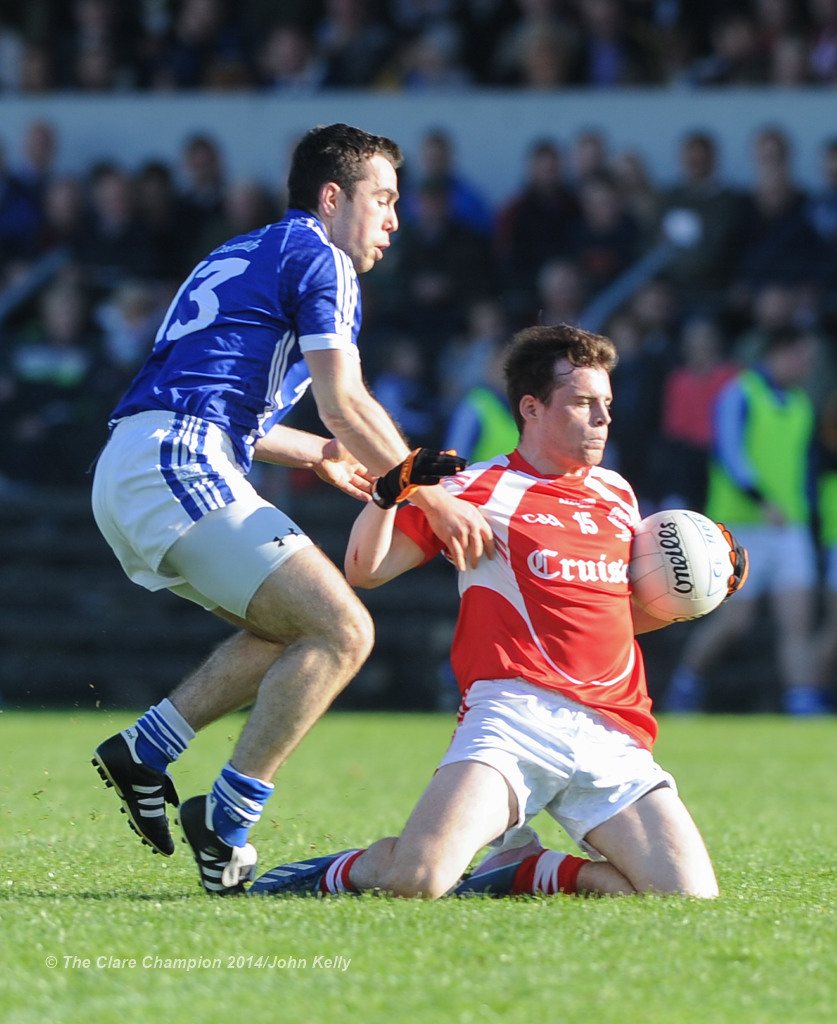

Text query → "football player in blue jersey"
[91,123,493,894]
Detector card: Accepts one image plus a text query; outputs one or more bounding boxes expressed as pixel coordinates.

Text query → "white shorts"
[727,523,817,598]
[91,411,312,617]
[438,678,674,857]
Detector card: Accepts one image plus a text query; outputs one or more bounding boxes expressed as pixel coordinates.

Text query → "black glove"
[717,523,749,595]
[372,448,466,509]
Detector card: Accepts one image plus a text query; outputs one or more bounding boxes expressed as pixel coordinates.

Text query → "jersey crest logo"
[607,505,634,542]
[522,512,564,527]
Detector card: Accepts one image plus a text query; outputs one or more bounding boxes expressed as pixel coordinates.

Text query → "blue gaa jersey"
[111,209,362,472]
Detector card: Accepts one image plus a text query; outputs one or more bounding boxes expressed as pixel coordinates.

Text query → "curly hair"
[504,323,618,431]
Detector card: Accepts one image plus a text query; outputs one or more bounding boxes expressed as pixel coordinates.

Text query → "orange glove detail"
[372,448,466,509]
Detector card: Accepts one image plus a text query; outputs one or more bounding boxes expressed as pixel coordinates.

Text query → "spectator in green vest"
[664,325,829,714]
[810,389,837,698]
[443,338,518,462]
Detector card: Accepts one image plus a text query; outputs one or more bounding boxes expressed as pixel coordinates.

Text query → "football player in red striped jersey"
[251,323,722,900]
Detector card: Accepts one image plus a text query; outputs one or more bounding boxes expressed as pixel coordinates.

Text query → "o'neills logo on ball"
[656,521,694,594]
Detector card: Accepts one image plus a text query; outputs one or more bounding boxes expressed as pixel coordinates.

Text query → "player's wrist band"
[371,480,396,509]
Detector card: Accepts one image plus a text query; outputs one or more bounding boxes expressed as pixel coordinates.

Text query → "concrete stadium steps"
[0,486,460,711]
[0,486,782,713]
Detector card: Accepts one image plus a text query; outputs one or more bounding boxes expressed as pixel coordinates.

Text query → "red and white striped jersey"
[396,450,658,750]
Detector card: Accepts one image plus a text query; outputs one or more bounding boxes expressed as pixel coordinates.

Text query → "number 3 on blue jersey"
[156,257,250,345]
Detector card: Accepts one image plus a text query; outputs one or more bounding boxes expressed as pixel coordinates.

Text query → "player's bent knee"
[243,551,375,661]
[378,859,455,900]
[668,882,719,899]
[328,597,374,672]
[683,874,719,899]
[645,865,719,899]
[387,872,450,900]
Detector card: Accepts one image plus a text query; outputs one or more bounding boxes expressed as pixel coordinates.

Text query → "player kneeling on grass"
[251,324,748,900]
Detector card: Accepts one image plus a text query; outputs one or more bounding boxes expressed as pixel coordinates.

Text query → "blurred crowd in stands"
[4,4,837,712]
[2,0,837,94]
[4,111,837,521]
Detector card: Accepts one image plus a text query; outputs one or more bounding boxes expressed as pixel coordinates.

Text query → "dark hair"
[504,323,618,431]
[682,130,716,153]
[287,123,403,213]
[763,324,813,355]
[529,137,558,158]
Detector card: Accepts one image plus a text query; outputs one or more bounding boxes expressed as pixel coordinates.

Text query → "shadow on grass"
[0,890,216,902]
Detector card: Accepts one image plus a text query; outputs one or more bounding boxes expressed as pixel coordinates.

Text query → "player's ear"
[319,181,341,217]
[519,394,539,424]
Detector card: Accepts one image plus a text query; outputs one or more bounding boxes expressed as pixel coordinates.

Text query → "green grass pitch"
[2,708,836,1024]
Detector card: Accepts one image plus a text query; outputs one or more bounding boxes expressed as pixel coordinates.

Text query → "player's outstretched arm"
[306,348,412,476]
[347,449,471,584]
[253,426,374,501]
[409,486,495,572]
[306,348,494,568]
[345,502,426,588]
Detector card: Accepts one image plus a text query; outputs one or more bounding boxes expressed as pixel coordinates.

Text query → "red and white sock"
[319,849,365,894]
[511,850,587,895]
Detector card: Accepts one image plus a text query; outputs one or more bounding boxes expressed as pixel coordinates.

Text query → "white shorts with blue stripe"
[91,410,312,617]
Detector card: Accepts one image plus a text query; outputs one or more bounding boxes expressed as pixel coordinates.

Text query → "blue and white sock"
[211,761,274,848]
[133,698,195,772]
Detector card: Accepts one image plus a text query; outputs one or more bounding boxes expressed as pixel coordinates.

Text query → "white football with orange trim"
[629,509,731,622]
